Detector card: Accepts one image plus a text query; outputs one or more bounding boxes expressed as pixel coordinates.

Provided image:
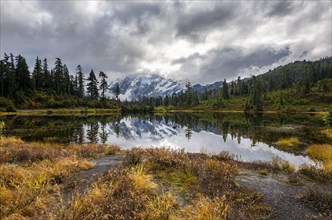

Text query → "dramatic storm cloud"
[1,0,331,84]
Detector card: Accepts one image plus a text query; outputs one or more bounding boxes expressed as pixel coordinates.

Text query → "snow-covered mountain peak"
[108,74,183,101]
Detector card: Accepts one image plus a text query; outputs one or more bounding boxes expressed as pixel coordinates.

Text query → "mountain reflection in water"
[1,113,327,167]
[82,116,313,167]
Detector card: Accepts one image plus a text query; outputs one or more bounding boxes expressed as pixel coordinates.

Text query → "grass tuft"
[0,137,24,147]
[307,144,332,170]
[129,164,157,193]
[216,151,236,161]
[271,156,295,173]
[180,195,228,220]
[321,128,332,138]
[277,137,300,150]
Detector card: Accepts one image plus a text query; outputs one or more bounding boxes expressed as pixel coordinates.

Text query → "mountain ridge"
[108,74,183,101]
[109,57,332,101]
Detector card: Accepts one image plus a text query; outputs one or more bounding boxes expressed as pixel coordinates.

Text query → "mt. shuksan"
[108,74,183,101]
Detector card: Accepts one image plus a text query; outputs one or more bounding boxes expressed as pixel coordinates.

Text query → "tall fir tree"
[31,57,42,91]
[185,81,193,106]
[7,53,16,97]
[15,55,31,92]
[236,76,242,95]
[53,58,64,95]
[222,79,230,99]
[42,58,52,91]
[63,64,70,94]
[76,65,84,98]
[245,76,263,112]
[87,69,99,99]
[98,71,108,99]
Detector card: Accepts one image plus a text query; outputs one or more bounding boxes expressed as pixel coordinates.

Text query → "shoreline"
[0,108,327,116]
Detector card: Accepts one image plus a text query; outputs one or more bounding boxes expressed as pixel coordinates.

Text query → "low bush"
[301,186,332,218]
[0,97,16,112]
[299,164,332,183]
[216,151,236,161]
[323,105,332,127]
[271,156,295,173]
[198,159,238,197]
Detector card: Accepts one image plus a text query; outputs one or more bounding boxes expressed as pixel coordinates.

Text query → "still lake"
[1,113,330,167]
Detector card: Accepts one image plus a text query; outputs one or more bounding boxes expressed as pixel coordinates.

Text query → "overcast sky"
[1,0,331,84]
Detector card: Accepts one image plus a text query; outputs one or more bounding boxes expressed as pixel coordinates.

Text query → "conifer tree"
[15,55,31,92]
[63,64,70,94]
[87,69,99,99]
[7,53,16,97]
[245,76,263,112]
[99,71,108,99]
[222,79,229,99]
[237,76,242,95]
[76,65,85,98]
[53,58,63,95]
[0,60,4,97]
[42,58,51,91]
[31,57,42,91]
[185,81,193,106]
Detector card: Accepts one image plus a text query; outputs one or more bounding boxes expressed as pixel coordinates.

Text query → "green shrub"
[323,105,332,127]
[5,105,16,112]
[0,97,16,112]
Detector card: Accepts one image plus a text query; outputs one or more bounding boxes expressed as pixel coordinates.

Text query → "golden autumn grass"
[307,144,332,170]
[3,136,332,219]
[321,128,332,138]
[297,144,332,217]
[0,137,120,219]
[60,147,273,219]
[277,137,300,151]
[0,137,273,219]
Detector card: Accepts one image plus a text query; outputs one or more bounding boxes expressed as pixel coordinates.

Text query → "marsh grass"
[0,137,121,219]
[321,128,332,138]
[179,196,228,219]
[0,139,120,164]
[307,144,332,170]
[0,157,93,219]
[299,144,332,185]
[157,168,198,191]
[1,139,273,219]
[277,137,300,151]
[60,147,272,219]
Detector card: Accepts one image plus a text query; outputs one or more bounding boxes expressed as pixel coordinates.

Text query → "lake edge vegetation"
[1,137,331,219]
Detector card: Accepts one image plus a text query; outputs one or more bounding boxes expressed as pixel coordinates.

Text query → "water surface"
[1,113,329,167]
